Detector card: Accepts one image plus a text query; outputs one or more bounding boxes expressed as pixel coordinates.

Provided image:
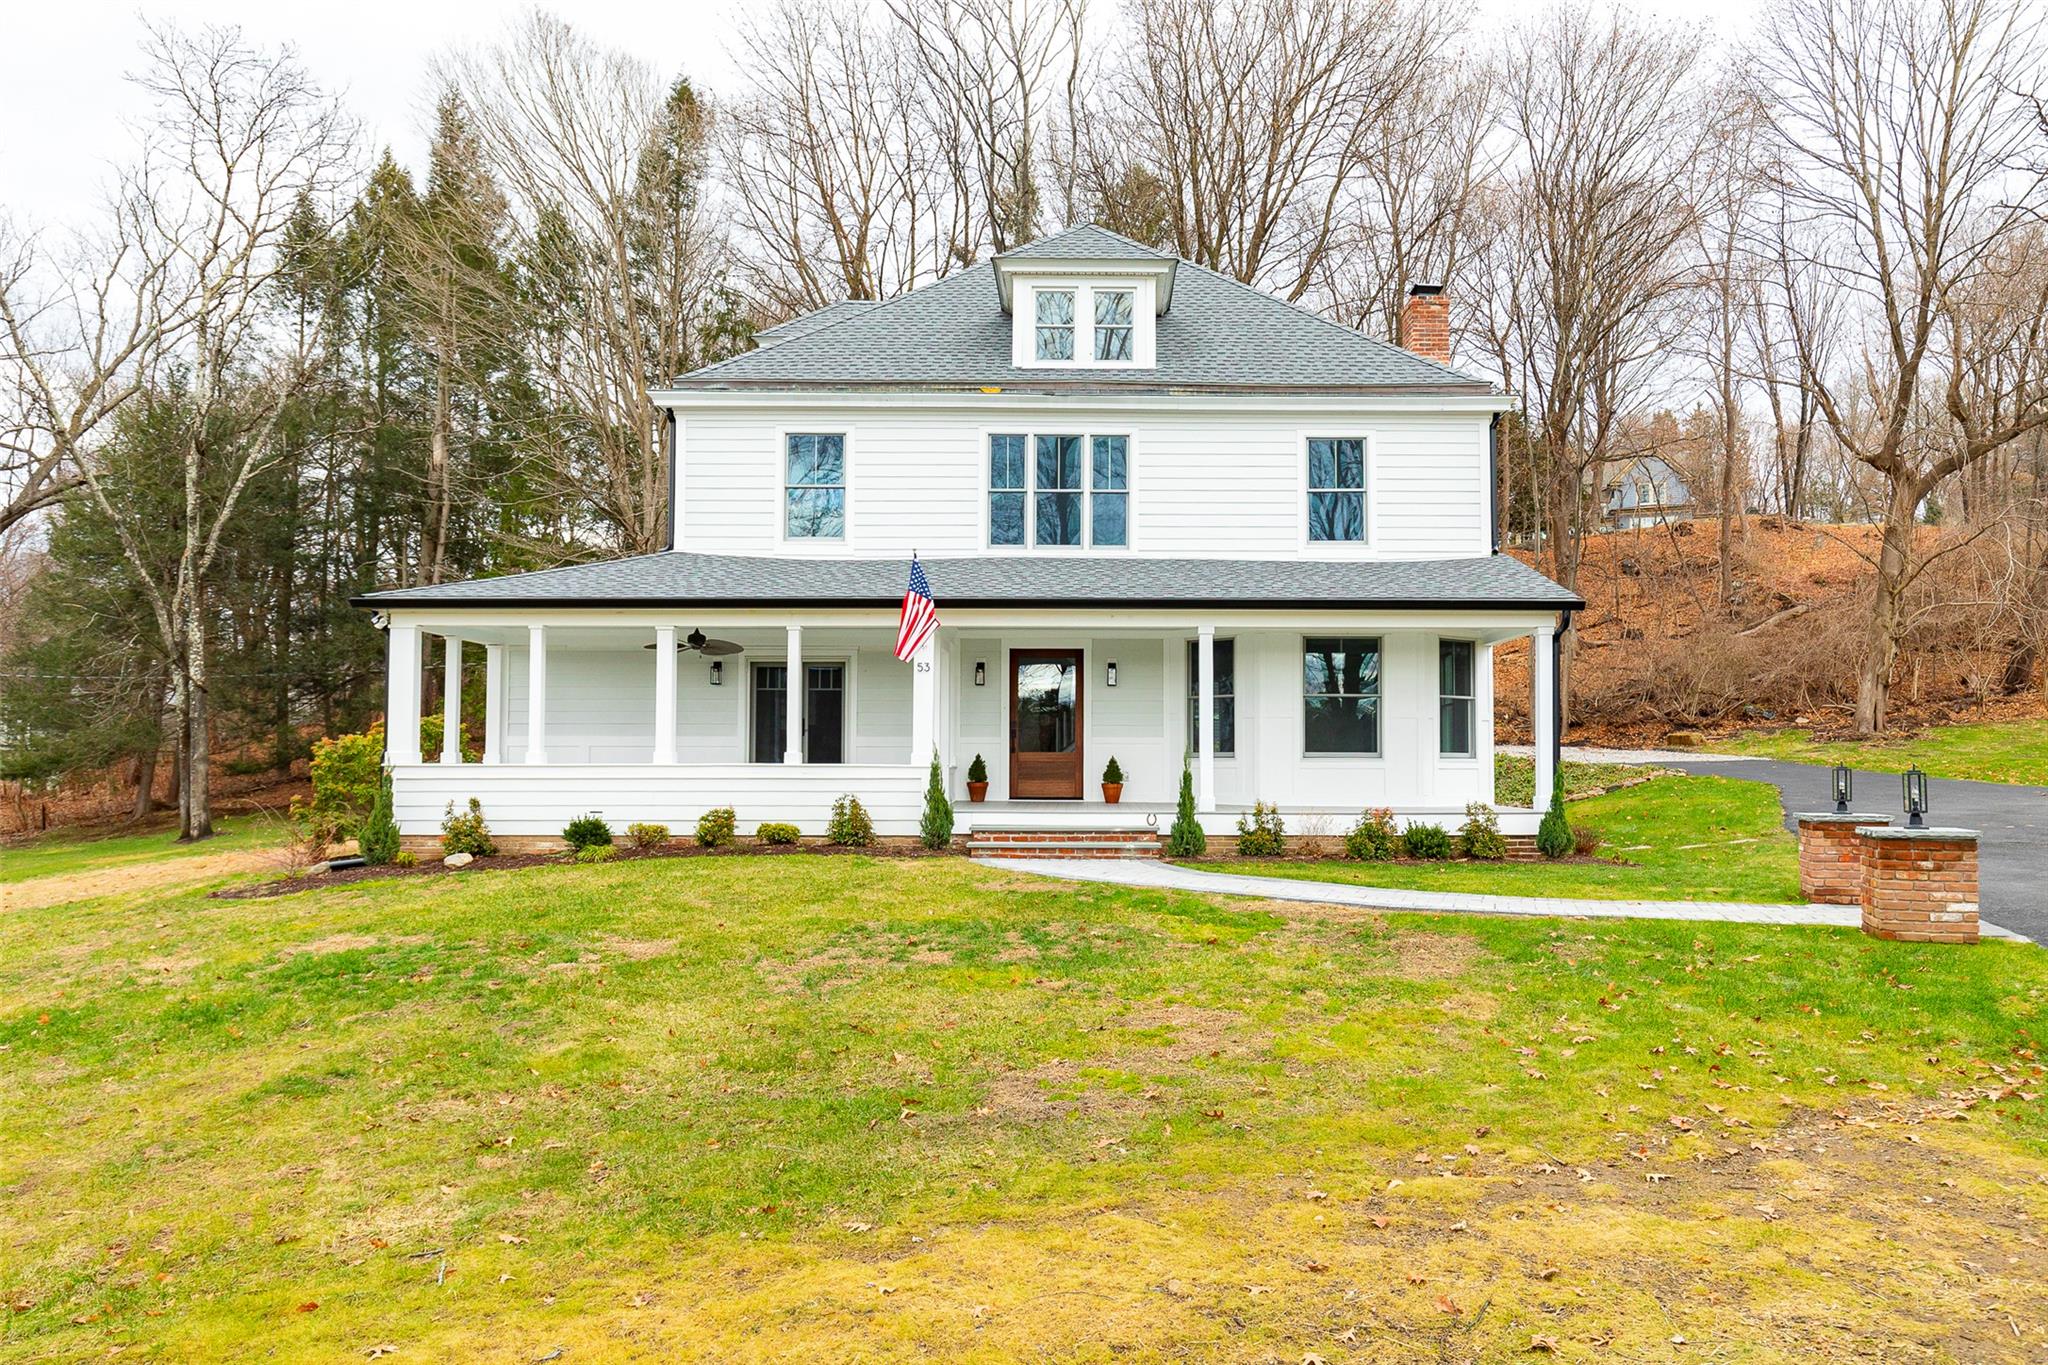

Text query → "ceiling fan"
[644,627,743,656]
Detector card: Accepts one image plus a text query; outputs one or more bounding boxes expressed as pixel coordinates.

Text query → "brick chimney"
[1400,282,1450,365]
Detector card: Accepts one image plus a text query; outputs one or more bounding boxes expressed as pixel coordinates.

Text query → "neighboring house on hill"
[354,225,1580,846]
[1601,454,1694,530]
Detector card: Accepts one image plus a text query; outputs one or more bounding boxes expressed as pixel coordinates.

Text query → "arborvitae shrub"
[358,771,400,866]
[1164,752,1207,858]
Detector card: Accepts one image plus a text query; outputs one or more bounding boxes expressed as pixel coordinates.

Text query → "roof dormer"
[993,226,1176,371]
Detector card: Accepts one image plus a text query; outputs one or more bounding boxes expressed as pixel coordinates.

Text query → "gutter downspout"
[1553,606,1572,781]
[1488,411,1502,554]
[661,408,678,552]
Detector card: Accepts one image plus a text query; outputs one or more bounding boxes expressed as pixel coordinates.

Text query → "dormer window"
[1034,290,1076,360]
[1094,290,1134,360]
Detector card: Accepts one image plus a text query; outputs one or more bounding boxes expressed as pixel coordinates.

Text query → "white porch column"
[653,624,677,764]
[482,643,505,765]
[440,637,463,763]
[385,621,423,765]
[524,624,549,765]
[909,633,937,765]
[1531,625,1556,811]
[784,624,803,764]
[1196,624,1217,813]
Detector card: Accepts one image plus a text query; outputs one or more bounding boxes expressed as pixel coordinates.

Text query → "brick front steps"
[967,828,1163,859]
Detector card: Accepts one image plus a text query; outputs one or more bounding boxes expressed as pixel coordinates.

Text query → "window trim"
[1437,636,1478,759]
[980,427,1136,552]
[1298,431,1373,551]
[777,428,851,547]
[1185,637,1237,757]
[1014,279,1155,369]
[1300,634,1383,759]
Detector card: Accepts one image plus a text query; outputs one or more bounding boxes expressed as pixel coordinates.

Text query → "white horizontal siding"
[672,403,1491,560]
[392,764,927,837]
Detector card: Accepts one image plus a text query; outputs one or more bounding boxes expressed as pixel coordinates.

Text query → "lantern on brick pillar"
[1830,763,1852,815]
[1901,765,1929,829]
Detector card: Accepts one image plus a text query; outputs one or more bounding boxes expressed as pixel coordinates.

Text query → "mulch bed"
[1177,853,1617,868]
[212,840,960,901]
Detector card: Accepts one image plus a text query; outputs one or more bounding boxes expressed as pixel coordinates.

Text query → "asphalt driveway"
[1664,757,2048,945]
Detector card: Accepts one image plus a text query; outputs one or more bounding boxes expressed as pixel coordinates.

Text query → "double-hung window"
[1307,437,1366,542]
[1034,289,1076,360]
[1303,636,1380,754]
[1094,289,1134,360]
[785,433,845,539]
[1091,436,1128,546]
[988,432,1131,548]
[1439,640,1475,756]
[1185,639,1236,755]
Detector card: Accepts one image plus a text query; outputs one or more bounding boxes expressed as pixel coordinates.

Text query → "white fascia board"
[648,388,1514,416]
[382,606,1562,636]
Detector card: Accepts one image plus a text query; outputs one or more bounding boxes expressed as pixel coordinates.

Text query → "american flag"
[894,554,939,661]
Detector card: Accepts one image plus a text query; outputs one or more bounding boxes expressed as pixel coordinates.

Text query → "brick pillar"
[1794,812,1888,904]
[1855,827,1980,944]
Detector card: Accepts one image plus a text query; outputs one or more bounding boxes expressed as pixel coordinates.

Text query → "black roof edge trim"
[350,593,1585,612]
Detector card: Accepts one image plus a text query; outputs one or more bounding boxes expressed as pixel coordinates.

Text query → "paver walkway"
[980,856,2029,940]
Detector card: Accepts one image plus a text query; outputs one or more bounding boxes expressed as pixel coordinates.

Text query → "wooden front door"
[1011,649,1083,799]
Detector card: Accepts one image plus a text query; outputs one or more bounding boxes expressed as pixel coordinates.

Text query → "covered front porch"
[373,605,1563,840]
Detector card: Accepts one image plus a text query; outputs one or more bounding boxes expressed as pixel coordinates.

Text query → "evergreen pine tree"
[1165,751,1207,858]
[359,771,401,865]
[920,748,954,849]
[1536,784,1573,859]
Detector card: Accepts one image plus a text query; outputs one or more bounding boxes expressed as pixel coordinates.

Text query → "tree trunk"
[132,747,159,820]
[1853,479,1924,734]
[182,589,215,840]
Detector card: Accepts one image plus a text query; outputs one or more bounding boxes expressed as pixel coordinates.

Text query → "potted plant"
[1101,755,1125,804]
[966,753,989,802]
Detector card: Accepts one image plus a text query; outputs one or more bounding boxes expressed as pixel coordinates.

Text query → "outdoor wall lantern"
[974,661,987,687]
[709,660,723,686]
[1830,763,1852,814]
[1107,661,1119,687]
[1902,765,1929,829]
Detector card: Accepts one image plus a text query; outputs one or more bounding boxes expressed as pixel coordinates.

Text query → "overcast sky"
[4,0,1758,234]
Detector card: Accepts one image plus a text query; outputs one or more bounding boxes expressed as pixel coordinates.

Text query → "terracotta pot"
[967,781,989,803]
[1102,782,1124,804]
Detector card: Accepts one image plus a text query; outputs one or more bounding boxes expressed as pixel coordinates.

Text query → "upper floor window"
[785,433,845,539]
[1439,639,1475,756]
[989,432,1131,549]
[1094,289,1134,360]
[1304,636,1380,754]
[1308,437,1366,542]
[1034,289,1076,360]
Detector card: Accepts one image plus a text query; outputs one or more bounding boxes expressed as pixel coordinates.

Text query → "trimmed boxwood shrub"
[828,795,874,847]
[1458,802,1507,861]
[1402,821,1454,861]
[755,822,801,845]
[440,798,497,857]
[1345,807,1399,861]
[563,813,613,851]
[696,807,737,847]
[1235,800,1286,856]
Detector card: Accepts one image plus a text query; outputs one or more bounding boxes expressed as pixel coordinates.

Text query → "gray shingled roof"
[354,552,1578,610]
[671,225,1491,393]
[754,299,879,346]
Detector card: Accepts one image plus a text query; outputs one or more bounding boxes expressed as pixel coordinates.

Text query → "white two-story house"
[355,225,1578,846]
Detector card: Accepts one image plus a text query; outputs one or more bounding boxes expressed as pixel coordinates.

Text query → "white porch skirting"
[390,762,929,838]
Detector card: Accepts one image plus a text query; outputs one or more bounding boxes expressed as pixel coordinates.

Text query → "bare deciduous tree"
[445,14,724,556]
[1755,0,2048,732]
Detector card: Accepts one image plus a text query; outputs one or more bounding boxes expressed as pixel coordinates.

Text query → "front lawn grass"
[1493,753,1660,806]
[1,812,283,885]
[1709,716,2048,785]
[1,831,2043,1361]
[1197,774,1801,903]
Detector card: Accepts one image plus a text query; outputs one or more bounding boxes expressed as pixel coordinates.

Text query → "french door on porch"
[1011,649,1083,798]
[751,662,845,763]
